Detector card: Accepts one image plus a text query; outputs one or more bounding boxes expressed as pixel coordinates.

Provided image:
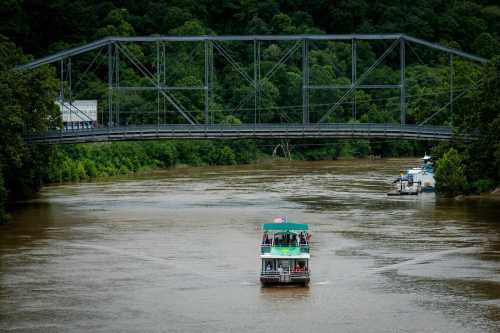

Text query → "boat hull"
[260,274,310,286]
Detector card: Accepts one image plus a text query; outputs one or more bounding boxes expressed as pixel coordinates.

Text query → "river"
[1,159,499,332]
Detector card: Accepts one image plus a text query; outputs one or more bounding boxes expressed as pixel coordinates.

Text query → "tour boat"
[388,154,435,195]
[260,218,310,286]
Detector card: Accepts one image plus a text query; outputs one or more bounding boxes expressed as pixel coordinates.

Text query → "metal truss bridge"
[17,33,486,144]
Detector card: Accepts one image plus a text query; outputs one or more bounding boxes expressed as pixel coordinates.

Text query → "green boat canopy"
[262,223,308,231]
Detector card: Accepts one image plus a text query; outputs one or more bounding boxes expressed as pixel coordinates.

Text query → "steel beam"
[402,35,487,64]
[308,84,401,89]
[115,44,120,126]
[204,40,209,124]
[253,39,258,124]
[25,123,460,144]
[107,43,113,128]
[302,39,309,124]
[111,34,404,42]
[68,58,73,130]
[450,54,454,115]
[115,86,206,91]
[16,34,487,70]
[352,38,357,120]
[400,38,406,125]
[59,59,64,126]
[156,41,160,128]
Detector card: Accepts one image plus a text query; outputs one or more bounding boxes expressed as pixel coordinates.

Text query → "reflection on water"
[1,159,499,332]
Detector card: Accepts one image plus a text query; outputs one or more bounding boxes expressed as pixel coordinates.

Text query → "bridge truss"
[18,34,487,143]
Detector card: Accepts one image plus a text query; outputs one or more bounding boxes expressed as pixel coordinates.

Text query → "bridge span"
[17,33,486,144]
[25,123,456,144]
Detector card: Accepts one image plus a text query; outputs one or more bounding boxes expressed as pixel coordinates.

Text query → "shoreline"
[455,188,500,202]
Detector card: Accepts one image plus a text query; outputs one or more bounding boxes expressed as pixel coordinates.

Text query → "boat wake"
[313,280,331,285]
[69,242,176,267]
[371,246,480,274]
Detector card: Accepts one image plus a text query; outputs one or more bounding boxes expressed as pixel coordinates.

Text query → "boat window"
[263,260,274,271]
[292,260,308,272]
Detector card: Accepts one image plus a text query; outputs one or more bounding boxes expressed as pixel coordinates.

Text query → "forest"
[1,0,500,221]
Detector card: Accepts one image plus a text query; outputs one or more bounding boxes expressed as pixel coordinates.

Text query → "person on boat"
[278,265,283,275]
[266,263,272,271]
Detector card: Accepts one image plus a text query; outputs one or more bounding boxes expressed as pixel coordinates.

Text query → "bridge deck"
[24,124,457,144]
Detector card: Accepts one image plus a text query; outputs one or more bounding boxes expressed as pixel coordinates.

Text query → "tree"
[94,9,135,39]
[472,32,500,59]
[0,35,59,205]
[434,148,467,196]
[452,56,500,184]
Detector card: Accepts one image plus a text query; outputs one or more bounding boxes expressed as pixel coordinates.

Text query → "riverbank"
[43,139,428,184]
[454,187,500,202]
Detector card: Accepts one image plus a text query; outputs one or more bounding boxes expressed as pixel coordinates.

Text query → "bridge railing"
[23,123,458,144]
[40,122,452,134]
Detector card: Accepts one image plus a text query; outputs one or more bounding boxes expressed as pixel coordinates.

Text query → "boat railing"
[261,243,309,254]
[261,244,271,254]
[261,269,309,275]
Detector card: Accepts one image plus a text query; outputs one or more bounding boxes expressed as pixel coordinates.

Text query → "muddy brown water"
[1,159,499,332]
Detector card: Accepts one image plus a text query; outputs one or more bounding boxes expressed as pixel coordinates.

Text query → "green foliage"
[472,32,500,59]
[0,34,59,201]
[301,146,337,161]
[443,56,500,194]
[94,9,135,38]
[42,140,256,183]
[472,179,496,193]
[434,148,467,196]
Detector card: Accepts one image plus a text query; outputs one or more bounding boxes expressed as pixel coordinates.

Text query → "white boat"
[388,154,435,195]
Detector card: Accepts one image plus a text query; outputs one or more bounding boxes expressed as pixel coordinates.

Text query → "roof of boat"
[262,223,308,231]
[260,252,310,259]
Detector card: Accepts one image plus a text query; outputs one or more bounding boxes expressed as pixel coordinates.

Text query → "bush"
[219,146,237,165]
[302,146,337,161]
[434,148,468,196]
[472,179,496,194]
